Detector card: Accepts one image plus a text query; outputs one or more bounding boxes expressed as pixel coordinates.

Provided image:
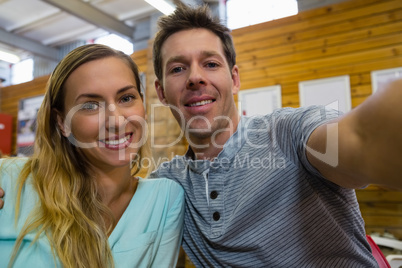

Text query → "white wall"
[297,0,348,12]
[0,61,11,87]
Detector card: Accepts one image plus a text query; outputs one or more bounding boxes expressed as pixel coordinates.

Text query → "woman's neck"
[96,168,133,204]
[91,165,138,232]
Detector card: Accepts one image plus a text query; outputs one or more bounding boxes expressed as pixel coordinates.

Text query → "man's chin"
[185,127,214,140]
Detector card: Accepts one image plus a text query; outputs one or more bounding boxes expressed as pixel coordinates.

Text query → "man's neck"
[189,116,240,160]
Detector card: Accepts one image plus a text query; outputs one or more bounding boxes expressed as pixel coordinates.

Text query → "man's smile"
[186,99,215,107]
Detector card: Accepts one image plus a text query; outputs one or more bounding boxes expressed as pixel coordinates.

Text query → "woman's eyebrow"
[75,85,136,102]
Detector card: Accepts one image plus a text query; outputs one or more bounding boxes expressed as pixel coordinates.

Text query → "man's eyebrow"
[200,50,221,58]
[165,51,223,66]
[166,55,186,66]
[75,85,136,102]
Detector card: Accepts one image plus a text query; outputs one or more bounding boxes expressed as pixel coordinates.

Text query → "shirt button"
[210,191,218,199]
[213,212,220,221]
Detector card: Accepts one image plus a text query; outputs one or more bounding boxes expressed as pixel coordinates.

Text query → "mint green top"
[0,158,184,268]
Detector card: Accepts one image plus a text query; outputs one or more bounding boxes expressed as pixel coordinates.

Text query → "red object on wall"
[0,113,13,155]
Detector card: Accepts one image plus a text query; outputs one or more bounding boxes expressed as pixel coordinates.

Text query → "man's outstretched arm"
[307,79,402,190]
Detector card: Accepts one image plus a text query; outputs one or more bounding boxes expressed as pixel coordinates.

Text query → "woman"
[0,44,184,268]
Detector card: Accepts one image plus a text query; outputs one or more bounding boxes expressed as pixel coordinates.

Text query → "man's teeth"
[188,100,213,107]
[104,134,130,145]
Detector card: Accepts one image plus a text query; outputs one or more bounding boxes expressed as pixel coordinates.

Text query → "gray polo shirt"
[151,106,378,267]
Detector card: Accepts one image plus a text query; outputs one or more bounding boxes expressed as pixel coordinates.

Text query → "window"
[11,58,33,85]
[94,34,134,55]
[226,0,298,30]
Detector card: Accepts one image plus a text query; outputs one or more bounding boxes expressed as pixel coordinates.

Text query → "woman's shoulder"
[139,177,183,192]
[0,157,29,180]
[0,157,29,167]
[137,177,184,206]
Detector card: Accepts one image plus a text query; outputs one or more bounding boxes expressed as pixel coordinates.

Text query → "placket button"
[210,191,218,199]
[213,212,220,221]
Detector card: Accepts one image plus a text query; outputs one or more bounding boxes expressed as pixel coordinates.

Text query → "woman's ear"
[54,109,70,137]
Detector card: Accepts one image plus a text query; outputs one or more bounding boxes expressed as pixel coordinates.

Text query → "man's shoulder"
[149,155,187,179]
[260,106,339,120]
[250,106,340,131]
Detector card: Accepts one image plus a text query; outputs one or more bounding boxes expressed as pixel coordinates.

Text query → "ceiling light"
[145,0,175,15]
[0,50,20,64]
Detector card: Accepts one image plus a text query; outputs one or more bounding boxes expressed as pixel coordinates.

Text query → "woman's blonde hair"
[9,44,152,268]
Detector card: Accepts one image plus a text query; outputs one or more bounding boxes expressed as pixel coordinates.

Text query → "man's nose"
[187,66,206,89]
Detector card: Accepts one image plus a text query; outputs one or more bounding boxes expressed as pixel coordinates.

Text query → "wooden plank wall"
[0,0,401,240]
[0,75,49,154]
[131,49,148,74]
[231,0,402,239]
[356,186,402,239]
[232,0,402,108]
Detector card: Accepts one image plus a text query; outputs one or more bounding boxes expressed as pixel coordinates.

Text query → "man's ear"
[54,109,70,137]
[231,65,241,95]
[155,79,168,105]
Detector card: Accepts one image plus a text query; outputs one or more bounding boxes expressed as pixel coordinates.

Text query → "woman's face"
[58,56,146,171]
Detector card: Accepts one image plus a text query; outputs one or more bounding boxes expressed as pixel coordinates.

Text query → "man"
[149,2,401,267]
[1,3,401,267]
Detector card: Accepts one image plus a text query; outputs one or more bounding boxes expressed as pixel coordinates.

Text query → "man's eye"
[206,62,218,68]
[172,66,184,73]
[81,102,99,110]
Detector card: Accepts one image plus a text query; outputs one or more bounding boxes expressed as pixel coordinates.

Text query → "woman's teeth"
[104,134,131,145]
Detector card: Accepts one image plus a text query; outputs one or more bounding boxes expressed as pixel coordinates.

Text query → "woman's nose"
[105,104,127,132]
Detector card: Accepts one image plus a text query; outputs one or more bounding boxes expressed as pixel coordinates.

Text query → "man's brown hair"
[152,1,236,81]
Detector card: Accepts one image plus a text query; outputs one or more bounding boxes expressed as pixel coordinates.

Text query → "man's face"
[155,28,240,141]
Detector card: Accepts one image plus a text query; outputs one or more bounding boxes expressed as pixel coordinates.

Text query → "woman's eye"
[121,95,135,103]
[81,102,99,111]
